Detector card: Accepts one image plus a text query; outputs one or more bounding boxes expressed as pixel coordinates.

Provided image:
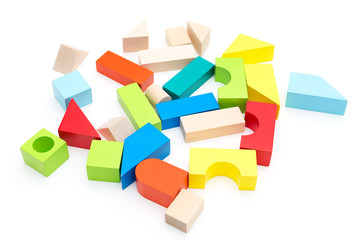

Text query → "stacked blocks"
[156,93,220,130]
[86,140,124,182]
[20,129,69,177]
[163,56,214,100]
[121,123,170,189]
[52,71,92,110]
[117,83,161,131]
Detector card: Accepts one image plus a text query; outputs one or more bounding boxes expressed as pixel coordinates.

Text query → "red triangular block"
[58,99,101,149]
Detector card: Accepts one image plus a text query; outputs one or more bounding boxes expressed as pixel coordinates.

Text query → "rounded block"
[135,158,188,207]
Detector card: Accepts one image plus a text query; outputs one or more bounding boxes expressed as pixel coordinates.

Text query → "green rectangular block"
[86,140,124,182]
[117,83,162,131]
[20,128,69,177]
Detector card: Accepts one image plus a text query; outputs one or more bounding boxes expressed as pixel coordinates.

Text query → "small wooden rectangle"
[180,107,245,143]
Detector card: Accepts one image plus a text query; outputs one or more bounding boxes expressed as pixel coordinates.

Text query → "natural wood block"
[165,189,204,233]
[138,45,197,72]
[187,21,210,56]
[145,84,171,107]
[180,107,245,143]
[165,26,191,47]
[123,21,149,52]
[53,44,89,74]
[97,116,135,142]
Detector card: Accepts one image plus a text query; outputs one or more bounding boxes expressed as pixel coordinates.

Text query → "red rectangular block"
[96,51,153,91]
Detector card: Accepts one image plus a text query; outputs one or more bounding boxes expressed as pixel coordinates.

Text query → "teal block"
[163,56,214,99]
[286,73,347,115]
[52,70,92,110]
[20,128,69,177]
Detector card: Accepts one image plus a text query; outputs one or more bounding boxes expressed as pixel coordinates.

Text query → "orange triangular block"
[187,21,210,56]
[58,99,101,149]
[123,21,149,52]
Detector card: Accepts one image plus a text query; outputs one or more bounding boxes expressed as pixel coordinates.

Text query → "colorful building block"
[245,64,280,119]
[135,158,188,207]
[121,123,170,189]
[20,128,69,177]
[163,56,214,99]
[53,44,88,74]
[123,21,149,52]
[138,45,197,72]
[189,148,257,190]
[165,189,204,233]
[286,73,347,115]
[117,83,161,131]
[180,107,245,143]
[86,140,124,182]
[187,21,210,56]
[222,34,274,64]
[52,71,92,110]
[144,84,171,107]
[96,51,154,92]
[240,101,277,166]
[156,93,219,130]
[97,116,135,142]
[215,58,248,112]
[58,99,101,149]
[166,26,191,47]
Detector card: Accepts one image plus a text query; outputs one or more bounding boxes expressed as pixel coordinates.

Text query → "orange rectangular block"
[96,51,154,91]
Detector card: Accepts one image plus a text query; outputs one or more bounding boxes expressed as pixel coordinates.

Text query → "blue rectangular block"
[163,56,214,99]
[120,123,170,189]
[156,93,220,130]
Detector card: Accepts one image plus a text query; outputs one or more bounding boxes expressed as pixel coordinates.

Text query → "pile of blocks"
[20,21,347,233]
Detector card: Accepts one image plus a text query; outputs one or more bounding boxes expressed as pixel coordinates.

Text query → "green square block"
[20,128,69,177]
[86,140,124,182]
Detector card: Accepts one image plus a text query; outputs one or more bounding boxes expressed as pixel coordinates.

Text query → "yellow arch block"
[189,148,257,190]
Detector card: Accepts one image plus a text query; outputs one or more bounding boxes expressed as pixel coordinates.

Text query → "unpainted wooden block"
[138,45,197,72]
[97,116,135,142]
[53,44,88,74]
[166,26,191,47]
[187,21,210,56]
[180,107,245,143]
[123,21,149,52]
[145,84,171,107]
[165,189,204,233]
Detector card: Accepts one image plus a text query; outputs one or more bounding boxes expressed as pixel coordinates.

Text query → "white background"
[1,0,359,239]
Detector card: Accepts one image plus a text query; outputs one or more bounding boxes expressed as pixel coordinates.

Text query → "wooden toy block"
[52,70,92,110]
[156,93,219,130]
[97,116,135,142]
[165,189,204,233]
[123,21,149,52]
[180,107,245,143]
[163,56,214,99]
[96,51,153,92]
[53,44,89,74]
[86,140,123,182]
[20,128,69,177]
[144,84,171,107]
[245,64,280,119]
[58,99,101,149]
[222,34,274,64]
[121,123,170,189]
[215,58,248,112]
[286,73,347,115]
[240,101,277,166]
[135,158,188,207]
[189,148,257,190]
[187,21,210,56]
[165,26,191,47]
[117,83,162,131]
[138,45,197,72]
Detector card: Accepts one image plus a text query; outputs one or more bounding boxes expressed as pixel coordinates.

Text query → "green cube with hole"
[86,140,124,182]
[20,128,69,177]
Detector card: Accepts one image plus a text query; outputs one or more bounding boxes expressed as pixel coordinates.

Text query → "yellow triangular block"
[223,34,274,64]
[187,21,210,56]
[245,64,280,118]
[123,21,149,52]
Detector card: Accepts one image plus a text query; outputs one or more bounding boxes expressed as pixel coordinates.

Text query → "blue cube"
[52,71,92,110]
